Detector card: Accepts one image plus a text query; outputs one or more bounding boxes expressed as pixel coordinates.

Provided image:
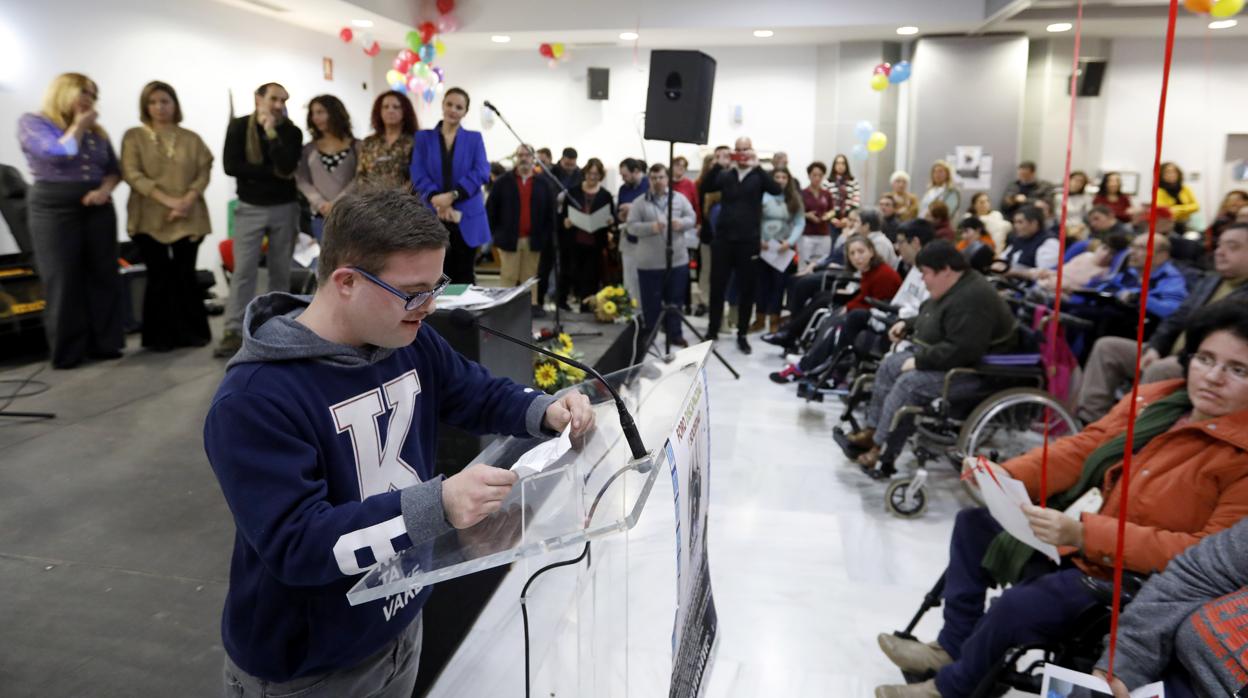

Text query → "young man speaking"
[204,188,594,696]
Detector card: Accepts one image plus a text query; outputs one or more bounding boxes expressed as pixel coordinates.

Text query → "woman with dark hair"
[560,157,615,308]
[411,86,491,284]
[296,94,356,241]
[355,90,416,190]
[926,199,955,242]
[1206,189,1248,252]
[1157,162,1200,232]
[19,72,125,368]
[876,297,1248,698]
[826,153,860,238]
[800,161,835,266]
[965,191,1012,251]
[120,80,214,351]
[1056,170,1093,238]
[1094,171,1133,223]
[754,167,806,333]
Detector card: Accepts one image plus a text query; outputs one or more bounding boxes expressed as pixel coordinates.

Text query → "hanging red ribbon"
[1040,0,1086,508]
[1106,0,1180,682]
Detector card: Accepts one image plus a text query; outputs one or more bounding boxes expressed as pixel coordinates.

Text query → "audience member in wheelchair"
[879,194,902,242]
[762,208,900,352]
[873,299,1248,698]
[1077,223,1248,424]
[954,216,997,274]
[847,241,1019,474]
[1091,518,1248,698]
[1036,234,1129,296]
[1002,204,1061,282]
[1204,189,1247,253]
[768,232,901,383]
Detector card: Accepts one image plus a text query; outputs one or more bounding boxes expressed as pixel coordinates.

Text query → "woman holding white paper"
[560,157,615,310]
[753,167,805,333]
[873,299,1248,698]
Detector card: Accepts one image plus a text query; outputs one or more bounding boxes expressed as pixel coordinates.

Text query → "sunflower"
[534,363,558,389]
[602,300,618,315]
[558,333,574,352]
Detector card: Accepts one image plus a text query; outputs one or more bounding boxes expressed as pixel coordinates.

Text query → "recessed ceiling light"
[490,35,511,43]
[350,19,374,28]
[753,29,774,38]
[896,26,919,36]
[1209,19,1237,29]
[1047,22,1073,32]
[620,31,639,41]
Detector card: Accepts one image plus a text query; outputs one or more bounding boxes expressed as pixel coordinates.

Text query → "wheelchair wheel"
[956,388,1080,503]
[885,479,928,519]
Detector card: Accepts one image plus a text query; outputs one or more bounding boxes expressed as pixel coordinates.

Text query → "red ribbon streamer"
[1041,0,1086,508]
[1106,0,1179,682]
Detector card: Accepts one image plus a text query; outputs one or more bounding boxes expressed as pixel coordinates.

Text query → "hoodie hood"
[228,292,397,368]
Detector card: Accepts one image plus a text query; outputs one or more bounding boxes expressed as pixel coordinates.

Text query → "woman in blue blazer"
[410,87,491,283]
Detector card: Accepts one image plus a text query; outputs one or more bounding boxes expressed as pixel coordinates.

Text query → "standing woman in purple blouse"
[17,73,125,369]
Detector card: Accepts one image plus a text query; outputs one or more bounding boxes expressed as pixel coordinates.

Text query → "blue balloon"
[850,144,869,162]
[889,61,912,84]
[419,43,436,64]
[854,120,875,143]
[393,81,408,94]
[423,88,436,103]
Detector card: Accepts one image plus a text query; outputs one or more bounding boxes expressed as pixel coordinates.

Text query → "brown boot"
[877,634,954,674]
[856,446,882,468]
[768,314,781,333]
[748,316,766,333]
[846,428,876,448]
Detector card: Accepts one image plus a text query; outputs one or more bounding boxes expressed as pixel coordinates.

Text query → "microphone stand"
[483,102,600,339]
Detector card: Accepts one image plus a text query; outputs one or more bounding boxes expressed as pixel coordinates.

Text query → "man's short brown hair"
[316,188,448,286]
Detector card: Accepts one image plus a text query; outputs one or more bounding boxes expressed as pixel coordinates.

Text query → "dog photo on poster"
[666,369,718,698]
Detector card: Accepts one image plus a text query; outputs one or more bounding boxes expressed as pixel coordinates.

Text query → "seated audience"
[1156,161,1200,232]
[1206,189,1248,252]
[965,192,1012,251]
[1036,234,1129,295]
[1056,169,1093,238]
[1000,160,1055,218]
[1002,204,1060,281]
[878,194,902,242]
[849,241,1018,471]
[926,199,955,242]
[1094,518,1248,698]
[1068,235,1187,321]
[1077,224,1248,423]
[1094,171,1134,224]
[955,216,995,273]
[874,299,1248,698]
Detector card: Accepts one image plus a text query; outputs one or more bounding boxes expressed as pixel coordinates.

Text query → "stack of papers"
[972,464,1060,564]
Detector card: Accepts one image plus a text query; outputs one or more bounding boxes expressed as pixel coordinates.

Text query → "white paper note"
[1040,663,1164,697]
[568,205,612,233]
[510,425,572,478]
[974,464,1060,564]
[760,239,796,272]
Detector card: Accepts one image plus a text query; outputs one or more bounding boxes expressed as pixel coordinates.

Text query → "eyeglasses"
[1191,351,1248,381]
[351,267,451,311]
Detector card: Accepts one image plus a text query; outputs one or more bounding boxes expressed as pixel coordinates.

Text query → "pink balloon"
[363,41,381,57]
[338,27,353,43]
[436,13,459,33]
[873,62,892,76]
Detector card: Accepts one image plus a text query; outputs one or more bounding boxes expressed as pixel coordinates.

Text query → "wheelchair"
[829,295,1088,519]
[888,567,1147,696]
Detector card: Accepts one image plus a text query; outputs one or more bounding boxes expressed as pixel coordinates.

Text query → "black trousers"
[537,230,571,306]
[707,239,759,338]
[442,221,477,285]
[28,182,125,368]
[133,234,210,350]
[569,242,602,305]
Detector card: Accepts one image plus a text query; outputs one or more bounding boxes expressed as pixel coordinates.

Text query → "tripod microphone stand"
[482,101,600,340]
[637,141,739,379]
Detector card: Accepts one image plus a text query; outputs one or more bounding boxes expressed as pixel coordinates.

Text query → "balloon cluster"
[850,120,888,162]
[869,61,912,92]
[338,26,381,57]
[382,1,459,103]
[1183,0,1245,17]
[538,42,569,68]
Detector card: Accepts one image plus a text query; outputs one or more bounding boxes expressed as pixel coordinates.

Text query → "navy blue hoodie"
[204,293,553,682]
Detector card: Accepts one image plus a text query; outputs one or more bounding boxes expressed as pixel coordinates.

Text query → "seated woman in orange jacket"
[874,298,1248,698]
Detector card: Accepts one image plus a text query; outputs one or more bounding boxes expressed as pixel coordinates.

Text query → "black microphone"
[448,308,649,462]
[483,100,500,115]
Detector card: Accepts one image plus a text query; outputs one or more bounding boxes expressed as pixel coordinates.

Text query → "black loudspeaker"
[644,50,716,145]
[1068,59,1107,97]
[588,67,609,100]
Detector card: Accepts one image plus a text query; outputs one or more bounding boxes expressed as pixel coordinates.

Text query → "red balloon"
[436,0,455,13]
[393,57,412,73]
[399,48,417,64]
[339,27,354,43]
[873,62,892,76]
[539,43,554,58]
[419,21,437,44]
[364,41,381,57]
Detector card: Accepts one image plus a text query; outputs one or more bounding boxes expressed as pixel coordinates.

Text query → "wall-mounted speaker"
[643,50,716,145]
[1069,59,1107,97]
[588,67,609,100]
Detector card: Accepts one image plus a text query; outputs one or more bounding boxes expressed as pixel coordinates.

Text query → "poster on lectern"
[665,368,717,698]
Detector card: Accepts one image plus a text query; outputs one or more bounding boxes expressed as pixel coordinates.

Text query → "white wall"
[1099,36,1248,221]
[0,0,377,261]
[414,45,819,192]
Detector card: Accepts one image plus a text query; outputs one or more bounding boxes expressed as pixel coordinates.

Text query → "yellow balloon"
[1211,0,1244,17]
[552,42,566,59]
[434,39,446,56]
[386,69,404,86]
[867,131,888,152]
[870,73,889,92]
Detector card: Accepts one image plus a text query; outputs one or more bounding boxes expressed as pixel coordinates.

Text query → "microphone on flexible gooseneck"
[447,308,649,462]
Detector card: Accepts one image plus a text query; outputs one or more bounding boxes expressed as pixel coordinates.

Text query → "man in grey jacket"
[624,163,697,348]
[1093,518,1248,697]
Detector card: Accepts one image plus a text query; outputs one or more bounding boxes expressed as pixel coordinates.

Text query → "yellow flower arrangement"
[534,363,559,389]
[589,285,635,323]
[558,333,574,352]
[602,300,618,315]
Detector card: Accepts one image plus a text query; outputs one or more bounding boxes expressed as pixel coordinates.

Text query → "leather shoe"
[846,428,876,448]
[874,679,940,698]
[877,634,953,674]
[736,336,752,354]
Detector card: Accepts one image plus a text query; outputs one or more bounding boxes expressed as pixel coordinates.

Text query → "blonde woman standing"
[17,73,124,368]
[120,80,214,351]
[919,161,961,220]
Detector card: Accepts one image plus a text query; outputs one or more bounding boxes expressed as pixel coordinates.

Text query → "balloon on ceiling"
[376,0,460,103]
